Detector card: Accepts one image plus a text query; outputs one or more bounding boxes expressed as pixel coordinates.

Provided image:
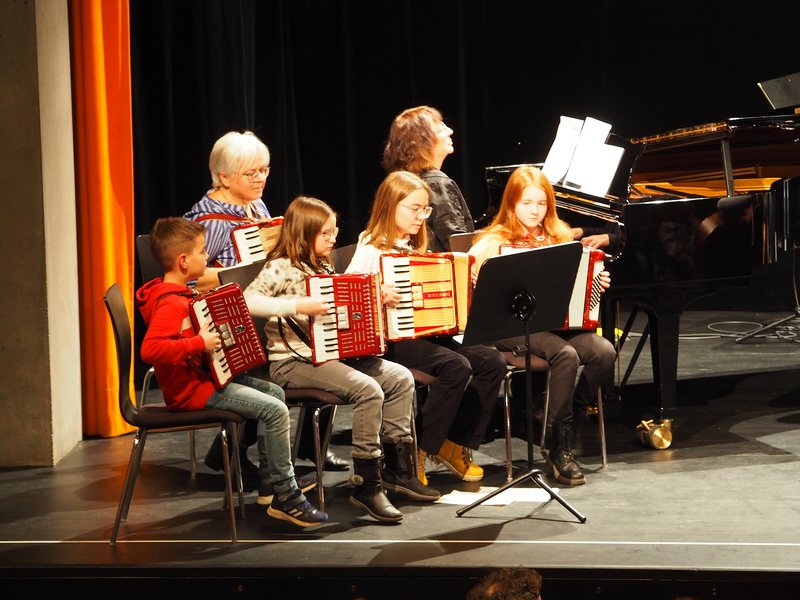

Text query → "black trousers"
[386,337,507,454]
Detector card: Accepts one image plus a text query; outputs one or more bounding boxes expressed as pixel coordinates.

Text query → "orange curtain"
[71,0,136,437]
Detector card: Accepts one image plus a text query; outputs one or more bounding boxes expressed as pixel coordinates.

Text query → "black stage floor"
[2,311,800,599]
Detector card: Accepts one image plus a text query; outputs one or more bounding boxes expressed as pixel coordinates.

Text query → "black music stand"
[458,241,586,522]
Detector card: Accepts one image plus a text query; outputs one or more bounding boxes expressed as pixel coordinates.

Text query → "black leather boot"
[547,422,586,485]
[349,456,403,522]
[381,437,440,501]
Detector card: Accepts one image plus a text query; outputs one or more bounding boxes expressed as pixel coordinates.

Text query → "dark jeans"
[387,337,507,454]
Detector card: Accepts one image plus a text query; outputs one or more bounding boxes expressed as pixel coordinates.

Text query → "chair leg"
[311,408,325,514]
[120,429,148,522]
[597,389,608,467]
[189,430,196,480]
[291,407,307,464]
[111,428,147,544]
[219,424,238,543]
[539,371,552,458]
[503,370,514,481]
[230,422,246,519]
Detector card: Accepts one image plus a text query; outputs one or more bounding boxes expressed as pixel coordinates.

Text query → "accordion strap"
[152,289,208,376]
[278,317,313,364]
[194,212,253,224]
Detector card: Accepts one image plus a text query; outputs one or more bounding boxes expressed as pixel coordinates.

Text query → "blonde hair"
[209,131,270,188]
[266,196,336,273]
[363,171,430,252]
[474,165,572,246]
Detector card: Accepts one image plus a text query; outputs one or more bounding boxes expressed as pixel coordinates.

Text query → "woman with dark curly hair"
[383,105,474,252]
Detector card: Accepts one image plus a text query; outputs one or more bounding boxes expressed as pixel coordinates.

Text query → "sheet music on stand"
[542,115,624,198]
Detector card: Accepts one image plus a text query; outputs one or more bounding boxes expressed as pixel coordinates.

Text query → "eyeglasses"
[398,204,433,219]
[237,166,270,183]
[319,226,339,241]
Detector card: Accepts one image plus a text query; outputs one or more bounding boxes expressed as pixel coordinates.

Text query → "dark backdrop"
[129,0,800,381]
[131,0,800,243]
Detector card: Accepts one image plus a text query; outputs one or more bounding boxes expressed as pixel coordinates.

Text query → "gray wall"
[0,0,83,466]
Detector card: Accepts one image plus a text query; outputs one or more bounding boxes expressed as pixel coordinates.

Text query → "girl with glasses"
[347,172,507,487]
[244,195,440,523]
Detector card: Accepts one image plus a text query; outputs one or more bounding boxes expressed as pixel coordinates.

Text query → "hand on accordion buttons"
[199,320,222,352]
[381,284,401,308]
[297,297,331,316]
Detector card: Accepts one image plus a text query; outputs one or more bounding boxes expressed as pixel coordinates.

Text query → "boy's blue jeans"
[205,374,300,502]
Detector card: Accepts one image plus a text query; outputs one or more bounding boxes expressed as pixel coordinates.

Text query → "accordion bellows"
[189,283,266,388]
[380,252,474,341]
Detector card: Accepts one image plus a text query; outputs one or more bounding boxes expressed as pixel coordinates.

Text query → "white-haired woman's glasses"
[237,166,270,183]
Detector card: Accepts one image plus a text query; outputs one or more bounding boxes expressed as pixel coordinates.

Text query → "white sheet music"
[542,116,584,185]
[564,117,612,190]
[579,143,625,197]
[542,115,624,198]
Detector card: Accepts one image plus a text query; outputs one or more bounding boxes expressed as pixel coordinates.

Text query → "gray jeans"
[269,356,415,458]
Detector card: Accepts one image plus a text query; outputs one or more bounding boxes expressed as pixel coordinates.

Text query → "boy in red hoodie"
[136,217,327,527]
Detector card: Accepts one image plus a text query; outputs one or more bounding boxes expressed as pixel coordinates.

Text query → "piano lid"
[628,106,800,202]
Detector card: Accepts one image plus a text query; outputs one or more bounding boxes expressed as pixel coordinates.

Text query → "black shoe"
[268,489,328,527]
[381,438,441,502]
[204,445,259,480]
[298,449,350,472]
[548,423,586,485]
[547,448,586,485]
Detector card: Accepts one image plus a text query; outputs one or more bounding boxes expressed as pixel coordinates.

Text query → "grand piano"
[485,106,800,445]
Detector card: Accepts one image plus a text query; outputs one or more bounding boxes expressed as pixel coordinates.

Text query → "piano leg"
[644,308,681,422]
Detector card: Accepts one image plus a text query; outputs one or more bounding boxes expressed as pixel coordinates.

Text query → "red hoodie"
[136,279,217,411]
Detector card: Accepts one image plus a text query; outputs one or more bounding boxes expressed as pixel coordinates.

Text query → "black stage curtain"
[132,0,800,244]
[129,0,800,380]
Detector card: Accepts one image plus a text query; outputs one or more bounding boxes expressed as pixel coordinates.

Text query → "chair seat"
[284,388,348,405]
[501,351,550,372]
[407,367,436,386]
[136,404,245,429]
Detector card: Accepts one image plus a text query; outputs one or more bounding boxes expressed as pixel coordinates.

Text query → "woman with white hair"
[183,131,349,486]
[184,130,272,291]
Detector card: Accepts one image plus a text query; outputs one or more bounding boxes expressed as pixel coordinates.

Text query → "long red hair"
[475,166,572,245]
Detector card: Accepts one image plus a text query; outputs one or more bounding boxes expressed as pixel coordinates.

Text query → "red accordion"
[231,216,284,264]
[499,244,605,330]
[380,252,474,341]
[306,273,387,364]
[188,283,266,388]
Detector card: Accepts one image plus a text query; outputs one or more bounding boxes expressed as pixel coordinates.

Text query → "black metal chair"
[330,243,357,273]
[104,283,246,544]
[502,350,607,481]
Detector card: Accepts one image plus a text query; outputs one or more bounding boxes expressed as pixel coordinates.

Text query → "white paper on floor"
[435,486,558,505]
